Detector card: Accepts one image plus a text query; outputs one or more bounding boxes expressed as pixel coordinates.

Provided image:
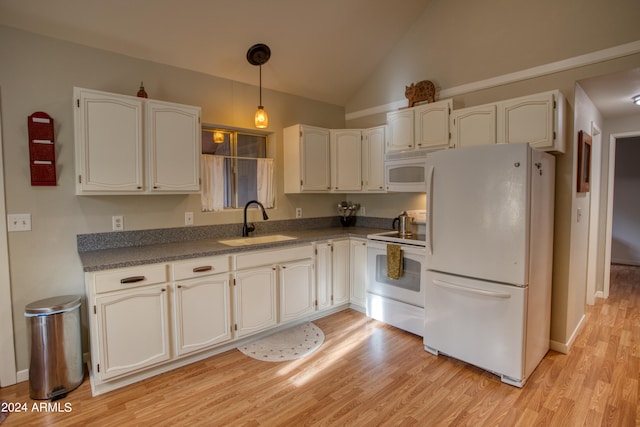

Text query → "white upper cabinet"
[330,129,362,191]
[285,124,385,194]
[414,99,452,150]
[386,99,452,153]
[362,125,386,192]
[450,104,497,149]
[74,89,144,193]
[386,109,415,152]
[146,100,201,192]
[284,124,331,193]
[497,90,565,153]
[74,87,201,195]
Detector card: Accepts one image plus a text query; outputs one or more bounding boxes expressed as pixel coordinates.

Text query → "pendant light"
[247,43,271,129]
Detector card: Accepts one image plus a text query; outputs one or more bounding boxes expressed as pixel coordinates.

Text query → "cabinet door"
[362,126,386,192]
[94,284,170,380]
[331,129,362,191]
[332,240,350,305]
[386,109,414,152]
[74,88,144,194]
[414,100,452,150]
[315,242,333,311]
[498,91,556,151]
[349,239,367,309]
[173,275,231,357]
[451,104,496,148]
[234,266,277,337]
[280,260,315,323]
[301,126,331,191]
[147,101,201,192]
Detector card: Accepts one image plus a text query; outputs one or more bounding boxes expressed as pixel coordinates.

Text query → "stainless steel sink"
[218,234,297,247]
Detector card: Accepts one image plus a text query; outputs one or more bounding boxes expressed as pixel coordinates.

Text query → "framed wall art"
[577,130,592,192]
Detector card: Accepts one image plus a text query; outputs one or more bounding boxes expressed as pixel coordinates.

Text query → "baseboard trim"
[16,369,28,384]
[549,314,586,354]
[346,40,640,121]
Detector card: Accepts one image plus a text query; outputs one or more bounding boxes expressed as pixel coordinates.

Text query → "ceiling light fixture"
[247,43,271,129]
[634,95,640,106]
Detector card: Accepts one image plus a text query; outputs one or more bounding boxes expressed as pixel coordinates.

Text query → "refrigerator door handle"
[432,279,511,299]
[427,164,434,255]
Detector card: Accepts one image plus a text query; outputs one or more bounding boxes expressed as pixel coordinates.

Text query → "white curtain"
[201,155,224,212]
[257,158,274,208]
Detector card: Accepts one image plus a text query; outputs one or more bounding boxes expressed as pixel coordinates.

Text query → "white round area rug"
[238,322,324,362]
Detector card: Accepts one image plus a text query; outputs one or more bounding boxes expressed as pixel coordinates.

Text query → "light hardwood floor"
[1,265,639,426]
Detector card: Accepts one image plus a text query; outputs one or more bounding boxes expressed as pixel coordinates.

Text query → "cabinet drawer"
[235,245,314,270]
[91,264,168,294]
[172,256,230,281]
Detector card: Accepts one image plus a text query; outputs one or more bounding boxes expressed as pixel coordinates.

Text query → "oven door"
[366,241,425,307]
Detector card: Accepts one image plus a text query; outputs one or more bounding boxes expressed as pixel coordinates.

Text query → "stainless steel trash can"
[24,295,83,400]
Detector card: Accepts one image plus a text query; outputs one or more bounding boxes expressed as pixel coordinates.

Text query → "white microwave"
[384,151,429,192]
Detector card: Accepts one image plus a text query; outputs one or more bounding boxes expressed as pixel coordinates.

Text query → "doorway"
[602,132,640,299]
[0,92,18,387]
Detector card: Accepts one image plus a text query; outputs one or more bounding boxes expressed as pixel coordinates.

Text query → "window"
[201,127,271,210]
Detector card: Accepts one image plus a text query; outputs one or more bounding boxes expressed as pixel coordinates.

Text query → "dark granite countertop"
[79,225,386,272]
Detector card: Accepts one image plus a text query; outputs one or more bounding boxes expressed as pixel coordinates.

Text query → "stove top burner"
[367,231,427,247]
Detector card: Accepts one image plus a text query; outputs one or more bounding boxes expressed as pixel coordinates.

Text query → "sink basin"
[219,234,297,247]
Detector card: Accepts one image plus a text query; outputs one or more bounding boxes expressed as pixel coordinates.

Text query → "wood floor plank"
[1,263,639,426]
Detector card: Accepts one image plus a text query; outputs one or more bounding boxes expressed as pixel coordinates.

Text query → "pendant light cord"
[259,65,263,107]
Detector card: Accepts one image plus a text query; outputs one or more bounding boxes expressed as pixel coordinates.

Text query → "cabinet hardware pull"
[177,285,182,289]
[193,266,213,273]
[161,288,166,292]
[120,276,146,284]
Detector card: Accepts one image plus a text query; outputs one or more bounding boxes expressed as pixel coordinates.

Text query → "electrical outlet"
[7,214,31,232]
[185,212,194,226]
[295,208,302,218]
[360,206,366,216]
[112,215,124,231]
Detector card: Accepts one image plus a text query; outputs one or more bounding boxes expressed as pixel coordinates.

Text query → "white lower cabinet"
[349,239,367,309]
[279,259,315,323]
[315,242,333,311]
[85,239,360,395]
[332,240,351,305]
[173,275,232,356]
[94,283,171,381]
[234,266,278,337]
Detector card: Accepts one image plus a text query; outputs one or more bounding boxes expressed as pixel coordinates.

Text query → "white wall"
[611,137,640,265]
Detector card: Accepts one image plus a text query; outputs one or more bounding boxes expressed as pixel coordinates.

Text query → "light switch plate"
[7,214,31,232]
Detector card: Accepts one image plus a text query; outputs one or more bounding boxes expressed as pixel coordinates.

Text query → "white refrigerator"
[423,143,555,387]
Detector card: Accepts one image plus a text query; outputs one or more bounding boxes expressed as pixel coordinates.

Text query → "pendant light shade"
[255,106,268,128]
[247,43,271,129]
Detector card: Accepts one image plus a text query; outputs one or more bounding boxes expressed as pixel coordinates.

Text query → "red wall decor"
[28,112,57,186]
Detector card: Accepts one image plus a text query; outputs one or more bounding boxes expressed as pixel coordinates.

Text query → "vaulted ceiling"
[2,0,639,118]
[0,0,433,106]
